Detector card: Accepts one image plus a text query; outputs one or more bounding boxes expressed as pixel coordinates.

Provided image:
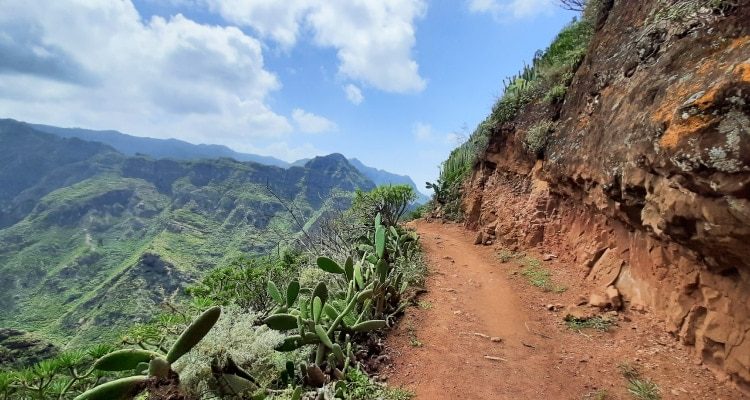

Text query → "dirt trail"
[383,220,742,400]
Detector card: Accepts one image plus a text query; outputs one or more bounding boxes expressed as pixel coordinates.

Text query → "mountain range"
[0,119,376,345]
[28,120,427,201]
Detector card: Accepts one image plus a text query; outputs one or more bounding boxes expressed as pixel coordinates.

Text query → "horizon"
[0,0,577,191]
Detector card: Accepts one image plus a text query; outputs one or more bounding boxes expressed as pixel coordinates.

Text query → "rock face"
[462,0,750,392]
[0,328,58,368]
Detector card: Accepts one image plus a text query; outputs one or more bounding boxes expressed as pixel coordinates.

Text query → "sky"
[0,0,577,192]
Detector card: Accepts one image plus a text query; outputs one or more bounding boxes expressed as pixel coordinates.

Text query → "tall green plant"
[263,213,416,387]
[75,307,222,400]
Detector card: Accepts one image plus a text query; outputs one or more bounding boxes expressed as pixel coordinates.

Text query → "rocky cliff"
[462,0,750,392]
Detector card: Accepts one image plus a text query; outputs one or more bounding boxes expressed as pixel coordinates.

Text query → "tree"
[351,185,417,227]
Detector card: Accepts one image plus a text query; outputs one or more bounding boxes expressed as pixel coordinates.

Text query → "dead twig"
[525,321,553,339]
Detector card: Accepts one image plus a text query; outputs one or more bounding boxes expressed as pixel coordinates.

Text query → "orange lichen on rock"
[657,85,722,149]
[651,82,699,122]
[655,57,749,149]
[692,87,720,110]
[652,81,706,149]
[575,114,590,130]
[659,115,714,148]
[726,35,750,51]
[736,63,750,83]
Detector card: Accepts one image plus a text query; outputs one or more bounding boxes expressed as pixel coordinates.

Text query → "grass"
[618,362,641,380]
[583,389,608,400]
[525,120,555,156]
[628,379,661,400]
[384,388,415,400]
[518,256,567,293]
[343,369,414,400]
[618,362,661,400]
[497,249,524,263]
[565,315,615,332]
[405,321,423,347]
[417,300,432,310]
[544,84,568,104]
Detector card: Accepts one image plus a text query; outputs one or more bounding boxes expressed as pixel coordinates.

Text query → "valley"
[0,0,748,398]
[0,120,376,345]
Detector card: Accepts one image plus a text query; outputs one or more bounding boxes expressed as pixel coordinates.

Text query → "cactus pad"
[92,349,161,372]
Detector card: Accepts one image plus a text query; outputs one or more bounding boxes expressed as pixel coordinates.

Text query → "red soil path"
[382,220,743,400]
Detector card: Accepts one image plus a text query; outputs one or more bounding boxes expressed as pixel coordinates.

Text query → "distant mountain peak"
[10,118,427,203]
[27,120,291,168]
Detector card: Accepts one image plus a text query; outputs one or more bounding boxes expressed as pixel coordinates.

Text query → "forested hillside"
[0,120,374,346]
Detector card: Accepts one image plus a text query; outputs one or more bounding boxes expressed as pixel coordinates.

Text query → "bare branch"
[557,0,586,11]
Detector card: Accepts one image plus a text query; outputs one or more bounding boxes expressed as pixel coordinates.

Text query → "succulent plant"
[268,280,301,313]
[260,213,419,391]
[75,306,222,400]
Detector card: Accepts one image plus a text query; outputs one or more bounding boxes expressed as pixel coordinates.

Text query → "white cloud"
[205,0,312,48]
[245,141,323,162]
[207,0,427,93]
[0,0,292,147]
[413,122,434,141]
[344,84,364,105]
[444,132,464,145]
[292,108,338,133]
[468,0,501,13]
[467,0,556,19]
[306,0,427,93]
[413,122,466,145]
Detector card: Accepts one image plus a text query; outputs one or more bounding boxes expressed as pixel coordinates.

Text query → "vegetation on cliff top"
[428,2,599,219]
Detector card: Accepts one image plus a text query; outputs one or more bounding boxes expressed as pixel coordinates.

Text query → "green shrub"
[617,363,661,400]
[544,84,568,103]
[259,213,423,392]
[351,185,417,227]
[393,245,428,288]
[76,306,223,400]
[525,120,555,157]
[536,20,593,79]
[628,379,660,400]
[186,252,304,313]
[338,369,413,400]
[174,306,293,398]
[405,202,429,221]
[428,119,492,220]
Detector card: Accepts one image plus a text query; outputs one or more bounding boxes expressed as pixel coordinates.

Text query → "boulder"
[588,293,610,309]
[474,231,484,245]
[606,285,623,310]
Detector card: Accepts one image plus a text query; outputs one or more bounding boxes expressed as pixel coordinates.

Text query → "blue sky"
[0,0,577,191]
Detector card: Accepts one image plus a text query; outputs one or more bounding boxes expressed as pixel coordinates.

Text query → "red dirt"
[383,220,744,399]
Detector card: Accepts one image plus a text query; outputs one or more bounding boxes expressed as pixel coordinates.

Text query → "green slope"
[0,124,374,346]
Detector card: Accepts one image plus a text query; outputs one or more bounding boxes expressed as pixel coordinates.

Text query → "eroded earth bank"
[456,0,750,395]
